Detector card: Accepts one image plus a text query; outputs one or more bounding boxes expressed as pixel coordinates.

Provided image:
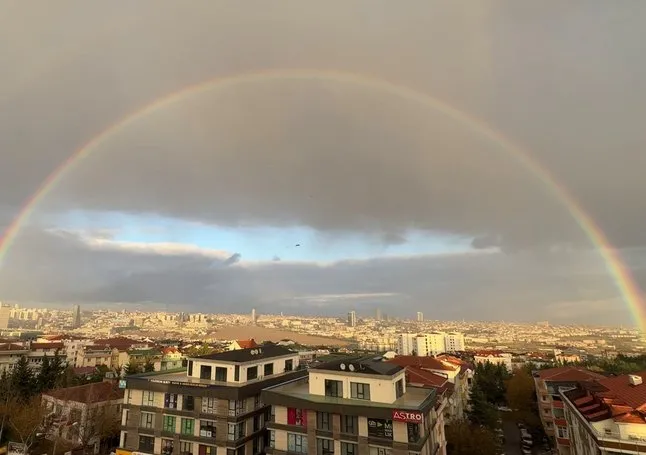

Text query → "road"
[502,419,522,455]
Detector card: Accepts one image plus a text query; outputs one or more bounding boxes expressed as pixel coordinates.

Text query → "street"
[502,419,522,455]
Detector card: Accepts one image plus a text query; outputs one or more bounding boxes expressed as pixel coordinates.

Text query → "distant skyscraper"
[0,303,10,329]
[375,308,382,321]
[417,312,424,322]
[251,308,257,324]
[347,311,357,327]
[73,304,81,328]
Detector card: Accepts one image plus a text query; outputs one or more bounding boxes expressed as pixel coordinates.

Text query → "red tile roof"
[0,343,27,352]
[43,380,124,404]
[388,356,458,372]
[93,337,140,350]
[597,372,646,411]
[31,342,64,350]
[536,366,605,382]
[406,366,449,388]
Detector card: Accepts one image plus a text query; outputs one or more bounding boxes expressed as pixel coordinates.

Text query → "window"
[254,394,261,409]
[342,415,357,434]
[264,362,274,376]
[247,366,258,381]
[543,408,551,415]
[253,414,262,432]
[180,442,193,455]
[228,422,245,440]
[395,379,404,399]
[143,391,154,406]
[202,397,217,414]
[188,360,193,376]
[164,393,178,409]
[162,415,176,432]
[324,379,342,398]
[269,430,275,449]
[200,420,216,438]
[341,443,357,455]
[200,365,212,380]
[542,395,548,402]
[553,408,565,419]
[288,434,308,454]
[181,418,195,435]
[317,412,331,431]
[407,423,420,443]
[350,382,370,400]
[162,439,174,455]
[252,437,259,455]
[369,448,391,455]
[317,438,334,455]
[199,445,216,455]
[285,359,294,371]
[287,408,307,426]
[234,365,240,381]
[215,366,227,381]
[229,399,245,416]
[557,426,568,439]
[140,412,154,429]
[183,395,195,411]
[138,436,154,453]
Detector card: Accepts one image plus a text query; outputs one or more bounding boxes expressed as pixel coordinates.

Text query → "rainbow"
[0,68,643,329]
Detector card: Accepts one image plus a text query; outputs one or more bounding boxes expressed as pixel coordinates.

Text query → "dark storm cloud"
[1,1,646,322]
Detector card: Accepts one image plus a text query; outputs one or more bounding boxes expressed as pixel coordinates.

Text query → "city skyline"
[1,2,646,326]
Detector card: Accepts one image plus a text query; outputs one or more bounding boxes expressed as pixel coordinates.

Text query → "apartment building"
[262,355,447,455]
[119,345,304,455]
[533,366,605,454]
[562,371,646,454]
[398,333,466,357]
[472,351,513,372]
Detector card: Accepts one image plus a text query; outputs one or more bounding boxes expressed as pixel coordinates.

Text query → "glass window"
[202,397,217,414]
[183,395,195,411]
[557,426,568,439]
[253,414,262,432]
[199,446,216,455]
[162,439,174,455]
[285,359,294,371]
[162,415,176,432]
[324,380,342,397]
[288,433,308,454]
[350,382,371,400]
[140,412,154,429]
[407,423,420,443]
[342,415,357,434]
[200,365,212,380]
[228,422,245,441]
[143,391,154,406]
[341,443,357,455]
[395,379,404,399]
[369,448,391,455]
[180,442,193,455]
[317,412,331,431]
[269,430,275,448]
[264,363,274,376]
[188,360,193,376]
[247,366,258,381]
[138,436,154,453]
[215,367,227,381]
[317,438,334,455]
[234,365,240,381]
[200,420,216,438]
[164,393,178,409]
[229,399,245,416]
[181,418,194,435]
[287,408,307,426]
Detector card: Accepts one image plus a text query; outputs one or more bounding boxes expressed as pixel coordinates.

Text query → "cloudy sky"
[1,1,645,325]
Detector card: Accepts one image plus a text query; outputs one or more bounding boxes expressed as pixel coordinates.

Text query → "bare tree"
[75,386,122,455]
[6,396,51,455]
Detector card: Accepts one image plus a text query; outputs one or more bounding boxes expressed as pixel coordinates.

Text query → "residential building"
[417,312,424,322]
[443,333,465,353]
[473,351,513,372]
[73,304,82,328]
[161,347,184,371]
[0,343,29,371]
[119,345,304,455]
[263,355,447,455]
[43,380,124,454]
[563,371,646,454]
[0,303,10,329]
[533,366,605,453]
[398,333,455,357]
[229,339,259,351]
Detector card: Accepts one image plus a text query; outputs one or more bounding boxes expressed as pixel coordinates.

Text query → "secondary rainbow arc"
[0,68,642,330]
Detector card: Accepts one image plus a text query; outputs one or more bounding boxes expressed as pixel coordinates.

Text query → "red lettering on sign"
[392,410,423,422]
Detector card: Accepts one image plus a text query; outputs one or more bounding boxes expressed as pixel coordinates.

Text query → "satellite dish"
[348,364,355,372]
[340,363,346,370]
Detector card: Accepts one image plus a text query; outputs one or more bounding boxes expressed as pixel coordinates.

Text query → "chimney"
[629,374,643,386]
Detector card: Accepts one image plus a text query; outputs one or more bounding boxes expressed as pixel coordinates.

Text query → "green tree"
[467,381,499,430]
[446,421,501,455]
[123,363,141,376]
[10,356,35,403]
[143,360,155,372]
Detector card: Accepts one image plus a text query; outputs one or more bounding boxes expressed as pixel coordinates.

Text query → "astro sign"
[392,410,423,423]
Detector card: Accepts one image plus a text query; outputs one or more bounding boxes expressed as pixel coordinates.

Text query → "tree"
[10,356,35,402]
[467,381,499,430]
[123,363,141,376]
[506,368,535,413]
[143,359,155,373]
[446,421,501,455]
[76,386,122,455]
[6,395,50,455]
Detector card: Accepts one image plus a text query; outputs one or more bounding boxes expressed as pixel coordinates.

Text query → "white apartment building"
[473,351,513,372]
[444,333,465,353]
[398,332,466,356]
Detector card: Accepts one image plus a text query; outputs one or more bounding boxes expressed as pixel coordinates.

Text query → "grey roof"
[312,355,403,376]
[192,345,296,363]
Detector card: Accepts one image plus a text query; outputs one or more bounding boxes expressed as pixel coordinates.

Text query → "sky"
[1,1,645,324]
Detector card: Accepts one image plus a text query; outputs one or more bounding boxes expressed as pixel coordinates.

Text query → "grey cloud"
[222,253,242,267]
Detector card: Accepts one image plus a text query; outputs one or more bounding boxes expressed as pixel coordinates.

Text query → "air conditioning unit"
[629,375,643,386]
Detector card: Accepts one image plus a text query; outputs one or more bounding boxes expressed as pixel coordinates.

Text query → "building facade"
[119,345,304,455]
[263,356,446,455]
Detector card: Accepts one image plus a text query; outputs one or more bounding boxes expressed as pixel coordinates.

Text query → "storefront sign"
[392,410,423,423]
[367,418,393,439]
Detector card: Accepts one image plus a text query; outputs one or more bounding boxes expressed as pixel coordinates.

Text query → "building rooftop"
[388,356,459,372]
[234,339,258,349]
[44,380,124,404]
[536,366,605,382]
[194,345,296,363]
[312,356,402,376]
